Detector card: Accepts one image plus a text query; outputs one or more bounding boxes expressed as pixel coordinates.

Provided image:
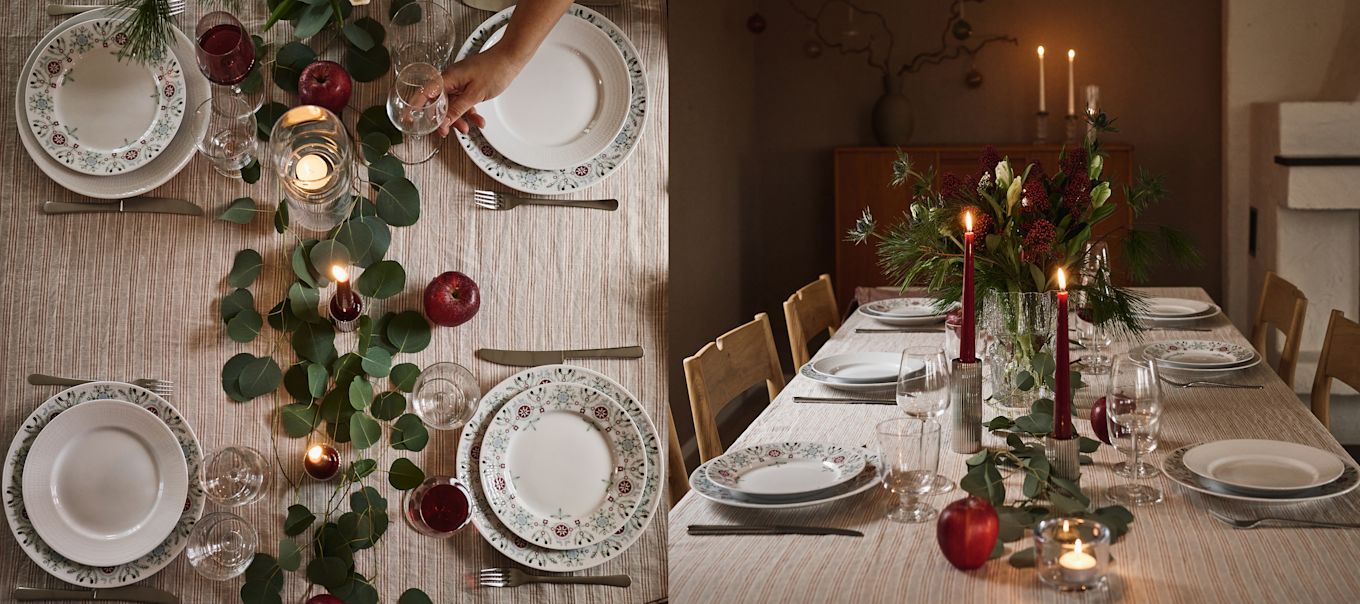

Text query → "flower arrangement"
[848,113,1200,337]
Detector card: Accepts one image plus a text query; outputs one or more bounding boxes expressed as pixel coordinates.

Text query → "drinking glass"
[897,346,955,494]
[412,362,480,430]
[1106,354,1165,505]
[271,105,355,232]
[186,512,258,580]
[875,418,941,523]
[387,61,449,164]
[390,0,457,70]
[194,95,257,178]
[402,475,473,538]
[194,11,263,110]
[1076,243,1114,374]
[203,446,270,507]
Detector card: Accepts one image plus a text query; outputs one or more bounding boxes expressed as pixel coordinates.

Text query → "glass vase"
[270,105,355,232]
[983,290,1057,413]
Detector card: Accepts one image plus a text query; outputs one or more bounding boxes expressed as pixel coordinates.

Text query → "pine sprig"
[114,0,174,63]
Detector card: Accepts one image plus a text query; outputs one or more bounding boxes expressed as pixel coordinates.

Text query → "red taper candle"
[1053,268,1073,439]
[960,211,977,363]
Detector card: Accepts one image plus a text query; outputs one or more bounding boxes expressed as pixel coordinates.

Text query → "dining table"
[669,287,1360,603]
[0,1,669,602]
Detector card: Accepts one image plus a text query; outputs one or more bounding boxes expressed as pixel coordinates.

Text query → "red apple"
[298,61,352,115]
[305,596,343,604]
[424,271,481,327]
[1090,396,1111,444]
[936,496,998,571]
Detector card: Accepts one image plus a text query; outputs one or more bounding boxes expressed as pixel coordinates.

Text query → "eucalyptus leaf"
[357,315,374,353]
[390,413,429,452]
[371,391,406,421]
[306,556,349,590]
[360,346,392,378]
[338,510,375,550]
[288,282,322,323]
[283,363,314,403]
[291,241,320,288]
[283,504,315,536]
[355,260,405,299]
[1015,370,1035,392]
[342,22,375,50]
[349,195,378,219]
[228,249,264,288]
[221,353,254,402]
[349,413,381,449]
[240,582,282,604]
[375,177,420,227]
[361,131,391,163]
[345,44,391,83]
[399,589,433,604]
[333,216,391,267]
[390,363,420,392]
[218,197,258,224]
[347,458,377,481]
[386,311,431,353]
[310,240,351,277]
[256,101,289,140]
[349,17,387,47]
[268,299,302,333]
[368,155,404,186]
[274,200,289,233]
[357,105,403,146]
[307,362,329,398]
[244,553,284,592]
[241,158,261,184]
[1008,546,1037,568]
[278,537,302,571]
[238,355,283,399]
[292,1,332,39]
[388,457,424,490]
[349,377,373,410]
[333,352,365,388]
[333,575,379,604]
[239,63,264,95]
[227,309,263,343]
[313,521,354,566]
[220,288,255,323]
[292,321,338,366]
[281,403,320,438]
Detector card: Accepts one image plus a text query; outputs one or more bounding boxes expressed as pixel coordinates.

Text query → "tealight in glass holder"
[270,105,355,232]
[1035,517,1111,592]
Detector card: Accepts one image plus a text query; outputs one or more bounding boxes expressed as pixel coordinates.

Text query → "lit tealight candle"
[329,265,363,332]
[1058,538,1098,583]
[294,153,332,191]
[304,443,340,481]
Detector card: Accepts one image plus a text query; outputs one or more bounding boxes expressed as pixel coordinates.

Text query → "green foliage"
[241,159,262,184]
[240,553,283,604]
[399,589,434,604]
[347,459,377,481]
[376,177,421,226]
[222,353,281,402]
[283,504,315,536]
[357,105,404,146]
[277,537,302,571]
[386,311,431,353]
[219,198,258,224]
[390,414,429,452]
[391,363,420,392]
[255,102,289,141]
[371,391,406,420]
[355,260,405,299]
[388,457,425,490]
[281,403,319,437]
[333,216,392,267]
[349,413,381,449]
[369,155,405,186]
[228,249,264,288]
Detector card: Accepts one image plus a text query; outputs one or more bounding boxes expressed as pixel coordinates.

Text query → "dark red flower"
[1021,176,1049,215]
[978,145,1002,174]
[940,172,966,200]
[1021,219,1057,263]
[1061,148,1088,176]
[1063,172,1091,217]
[961,205,994,236]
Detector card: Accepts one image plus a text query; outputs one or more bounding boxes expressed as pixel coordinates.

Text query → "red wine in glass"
[404,477,471,537]
[196,12,256,87]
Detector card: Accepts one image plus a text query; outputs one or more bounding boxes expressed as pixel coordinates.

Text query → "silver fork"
[1209,509,1360,529]
[474,189,619,212]
[28,374,174,397]
[477,568,631,588]
[49,1,186,16]
[1159,376,1262,389]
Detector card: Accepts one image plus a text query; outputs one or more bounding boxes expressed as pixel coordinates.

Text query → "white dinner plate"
[809,352,901,384]
[21,399,187,567]
[457,365,661,571]
[799,360,917,393]
[858,298,950,326]
[1142,340,1257,369]
[15,7,210,198]
[1132,343,1262,375]
[1182,439,1346,493]
[1163,444,1358,504]
[703,442,867,497]
[477,16,629,170]
[479,382,647,550]
[1139,297,1214,318]
[689,454,883,509]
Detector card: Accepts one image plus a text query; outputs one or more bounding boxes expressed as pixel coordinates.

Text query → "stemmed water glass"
[203,446,270,507]
[875,418,941,523]
[194,11,263,110]
[896,346,954,494]
[386,60,449,164]
[390,0,457,70]
[195,95,258,178]
[186,512,258,580]
[1076,243,1114,374]
[1106,354,1165,506]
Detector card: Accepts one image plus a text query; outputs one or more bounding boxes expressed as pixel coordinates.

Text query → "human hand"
[437,46,526,137]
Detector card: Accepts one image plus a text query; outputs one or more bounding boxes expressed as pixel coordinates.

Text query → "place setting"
[1133,338,1265,389]
[854,297,953,333]
[1133,296,1222,331]
[1163,439,1360,505]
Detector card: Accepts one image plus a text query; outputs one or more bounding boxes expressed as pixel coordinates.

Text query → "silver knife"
[461,0,621,10]
[42,197,203,216]
[794,396,895,405]
[687,524,863,537]
[477,346,643,367]
[14,586,179,603]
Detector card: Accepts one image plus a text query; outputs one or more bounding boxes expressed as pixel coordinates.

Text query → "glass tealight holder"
[270,105,354,232]
[1035,517,1111,592]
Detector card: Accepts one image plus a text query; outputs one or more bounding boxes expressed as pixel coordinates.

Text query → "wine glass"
[203,446,270,507]
[194,11,263,110]
[194,95,258,178]
[411,362,480,430]
[875,418,941,523]
[390,0,457,70]
[1077,243,1114,374]
[896,346,955,494]
[1106,354,1165,506]
[186,512,258,580]
[402,476,473,538]
[386,61,449,164]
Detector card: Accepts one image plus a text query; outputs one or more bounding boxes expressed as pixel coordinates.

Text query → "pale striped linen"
[670,287,1360,603]
[0,2,669,601]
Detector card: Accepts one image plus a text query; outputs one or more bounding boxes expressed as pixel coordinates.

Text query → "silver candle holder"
[950,359,982,454]
[1047,435,1081,481]
[1034,111,1049,145]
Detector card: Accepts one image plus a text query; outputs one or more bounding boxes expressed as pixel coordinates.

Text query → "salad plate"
[1142,340,1257,369]
[689,454,882,509]
[1163,444,1358,504]
[1182,439,1346,493]
[703,442,867,497]
[809,352,901,384]
[858,298,949,326]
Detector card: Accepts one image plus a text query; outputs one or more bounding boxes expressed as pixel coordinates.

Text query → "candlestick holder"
[1047,435,1081,482]
[1033,111,1049,145]
[1064,114,1082,145]
[329,266,364,333]
[303,441,340,481]
[950,359,982,454]
[1035,517,1111,592]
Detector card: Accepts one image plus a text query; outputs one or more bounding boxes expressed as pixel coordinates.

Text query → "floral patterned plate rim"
[456,365,661,571]
[703,442,867,497]
[478,382,647,550]
[2,382,205,587]
[690,452,882,509]
[1163,443,1358,504]
[455,5,648,195]
[1141,339,1257,369]
[861,298,948,318]
[798,363,895,392]
[24,17,187,176]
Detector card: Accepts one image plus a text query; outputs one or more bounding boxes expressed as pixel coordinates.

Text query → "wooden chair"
[783,274,842,368]
[1250,271,1308,386]
[667,408,689,507]
[683,313,786,462]
[1310,310,1360,429]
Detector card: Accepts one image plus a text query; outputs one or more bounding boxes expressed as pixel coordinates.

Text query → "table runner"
[0,2,668,601]
[670,287,1360,603]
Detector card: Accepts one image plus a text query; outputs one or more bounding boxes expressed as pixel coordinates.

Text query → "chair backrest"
[1310,309,1360,429]
[683,313,786,462]
[783,274,841,368]
[667,407,689,507]
[1250,271,1308,386]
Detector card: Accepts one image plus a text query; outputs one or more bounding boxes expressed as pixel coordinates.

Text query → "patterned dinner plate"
[858,298,950,326]
[3,382,205,587]
[1141,340,1257,369]
[455,5,648,195]
[1163,443,1359,504]
[798,363,895,393]
[457,365,662,571]
[479,382,647,550]
[24,17,187,175]
[703,442,867,497]
[690,453,883,509]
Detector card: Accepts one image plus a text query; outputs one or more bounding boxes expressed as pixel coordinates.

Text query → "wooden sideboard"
[832,144,1134,308]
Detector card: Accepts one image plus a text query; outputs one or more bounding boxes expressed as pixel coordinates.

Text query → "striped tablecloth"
[669,287,1360,603]
[0,2,668,602]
